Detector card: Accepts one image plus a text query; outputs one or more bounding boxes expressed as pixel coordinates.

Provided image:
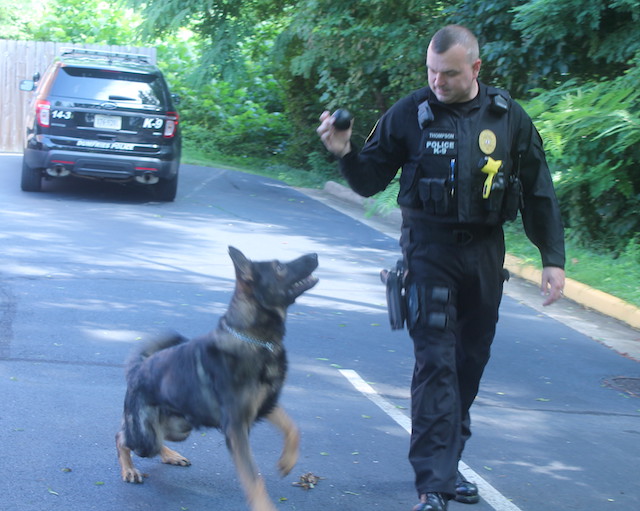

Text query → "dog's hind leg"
[226,427,277,511]
[116,431,146,483]
[265,405,299,476]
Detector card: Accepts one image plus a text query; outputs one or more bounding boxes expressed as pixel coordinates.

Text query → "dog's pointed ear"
[228,246,253,282]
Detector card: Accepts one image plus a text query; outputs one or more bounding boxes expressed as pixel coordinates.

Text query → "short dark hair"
[429,25,479,63]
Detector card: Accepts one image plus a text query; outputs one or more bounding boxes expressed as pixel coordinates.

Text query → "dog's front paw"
[122,467,146,484]
[160,446,191,467]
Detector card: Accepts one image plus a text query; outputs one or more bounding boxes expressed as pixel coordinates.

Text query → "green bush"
[155,40,293,160]
[524,62,640,255]
[174,78,292,158]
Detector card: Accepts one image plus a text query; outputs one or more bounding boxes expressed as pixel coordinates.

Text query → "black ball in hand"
[332,109,353,130]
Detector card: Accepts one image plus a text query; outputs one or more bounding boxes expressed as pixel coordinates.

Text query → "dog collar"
[222,321,275,353]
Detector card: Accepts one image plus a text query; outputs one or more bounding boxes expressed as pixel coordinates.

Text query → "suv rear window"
[49,67,166,106]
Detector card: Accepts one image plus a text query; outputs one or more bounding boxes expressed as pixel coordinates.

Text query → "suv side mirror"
[171,93,181,105]
[19,80,35,92]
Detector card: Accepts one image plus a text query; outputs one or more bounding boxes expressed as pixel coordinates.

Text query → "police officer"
[317,25,565,511]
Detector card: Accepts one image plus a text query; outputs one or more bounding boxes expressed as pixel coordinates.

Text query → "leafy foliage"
[178,77,293,158]
[524,62,640,254]
[448,0,640,96]
[26,0,143,44]
[0,0,38,38]
[267,0,455,171]
[126,0,289,83]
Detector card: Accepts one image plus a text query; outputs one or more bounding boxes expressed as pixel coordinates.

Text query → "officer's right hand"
[317,110,352,158]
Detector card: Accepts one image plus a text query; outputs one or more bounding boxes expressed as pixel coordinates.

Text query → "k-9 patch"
[424,130,457,156]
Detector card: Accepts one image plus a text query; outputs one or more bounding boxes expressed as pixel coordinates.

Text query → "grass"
[183,147,640,310]
[503,222,640,308]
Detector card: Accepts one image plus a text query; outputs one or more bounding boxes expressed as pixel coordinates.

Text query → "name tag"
[425,130,457,156]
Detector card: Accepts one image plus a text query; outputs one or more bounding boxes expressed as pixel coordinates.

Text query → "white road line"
[339,369,524,511]
[182,167,228,199]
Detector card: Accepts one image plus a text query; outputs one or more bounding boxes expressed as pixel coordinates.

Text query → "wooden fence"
[0,40,156,153]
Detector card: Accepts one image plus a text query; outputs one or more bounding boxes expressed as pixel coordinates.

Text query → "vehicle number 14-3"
[52,110,72,120]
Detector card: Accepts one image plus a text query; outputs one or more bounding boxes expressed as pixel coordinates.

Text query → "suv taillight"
[163,112,179,138]
[36,99,51,128]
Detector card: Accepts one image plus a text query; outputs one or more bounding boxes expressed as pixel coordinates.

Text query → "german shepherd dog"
[115,246,318,511]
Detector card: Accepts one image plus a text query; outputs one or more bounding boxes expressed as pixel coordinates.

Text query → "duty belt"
[403,223,498,246]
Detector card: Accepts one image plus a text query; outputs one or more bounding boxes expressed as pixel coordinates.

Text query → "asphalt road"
[0,154,638,511]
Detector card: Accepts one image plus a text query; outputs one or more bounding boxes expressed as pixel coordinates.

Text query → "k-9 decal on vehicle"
[142,118,164,129]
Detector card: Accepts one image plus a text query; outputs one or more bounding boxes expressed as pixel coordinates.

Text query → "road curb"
[505,254,640,330]
[322,181,640,331]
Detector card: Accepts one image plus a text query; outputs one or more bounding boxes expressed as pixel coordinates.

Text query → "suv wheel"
[154,173,178,202]
[21,159,43,192]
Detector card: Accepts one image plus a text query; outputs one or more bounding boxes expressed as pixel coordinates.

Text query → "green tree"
[123,0,296,160]
[448,0,640,96]
[271,0,453,167]
[26,0,143,44]
[0,0,38,38]
[127,0,289,83]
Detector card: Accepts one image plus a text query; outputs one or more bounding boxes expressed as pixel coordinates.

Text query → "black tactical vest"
[398,85,513,225]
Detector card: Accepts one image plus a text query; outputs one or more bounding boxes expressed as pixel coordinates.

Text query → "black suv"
[19,48,181,201]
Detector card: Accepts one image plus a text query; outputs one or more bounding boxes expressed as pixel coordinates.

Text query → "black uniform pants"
[400,224,506,498]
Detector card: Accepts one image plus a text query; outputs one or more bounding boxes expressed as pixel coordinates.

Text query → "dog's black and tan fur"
[115,246,318,511]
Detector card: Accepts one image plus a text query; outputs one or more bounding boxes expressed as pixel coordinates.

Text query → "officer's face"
[426,43,481,104]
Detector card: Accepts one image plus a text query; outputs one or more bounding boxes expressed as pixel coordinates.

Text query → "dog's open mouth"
[289,274,319,298]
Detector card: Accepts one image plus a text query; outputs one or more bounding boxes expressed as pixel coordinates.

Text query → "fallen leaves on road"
[292,472,324,490]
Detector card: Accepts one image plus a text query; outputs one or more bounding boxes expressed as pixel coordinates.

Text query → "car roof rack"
[60,47,152,64]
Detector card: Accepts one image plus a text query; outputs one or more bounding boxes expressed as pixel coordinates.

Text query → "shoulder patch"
[366,119,380,144]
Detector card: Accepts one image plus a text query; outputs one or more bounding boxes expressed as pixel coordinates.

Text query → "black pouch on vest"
[485,172,506,212]
[502,176,523,221]
[418,178,449,215]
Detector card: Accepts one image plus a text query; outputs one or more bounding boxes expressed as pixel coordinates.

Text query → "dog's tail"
[125,330,187,379]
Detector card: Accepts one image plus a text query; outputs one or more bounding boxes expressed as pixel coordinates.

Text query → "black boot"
[455,471,479,504]
[413,492,448,511]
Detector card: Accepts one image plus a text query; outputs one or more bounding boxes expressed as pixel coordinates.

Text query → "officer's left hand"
[540,266,565,306]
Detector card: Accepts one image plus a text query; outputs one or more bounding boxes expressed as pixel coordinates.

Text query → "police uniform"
[338,82,565,499]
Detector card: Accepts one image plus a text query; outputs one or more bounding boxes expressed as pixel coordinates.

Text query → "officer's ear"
[472,58,482,79]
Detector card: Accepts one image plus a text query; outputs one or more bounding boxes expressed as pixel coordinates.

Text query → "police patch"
[479,129,497,155]
[425,130,457,156]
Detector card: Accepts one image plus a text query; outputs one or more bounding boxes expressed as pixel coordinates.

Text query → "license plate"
[94,114,122,130]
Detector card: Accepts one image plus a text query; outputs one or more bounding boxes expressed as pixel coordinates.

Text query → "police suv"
[19,48,181,201]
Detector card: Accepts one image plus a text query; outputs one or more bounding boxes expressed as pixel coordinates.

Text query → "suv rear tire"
[21,159,42,192]
[154,174,178,202]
